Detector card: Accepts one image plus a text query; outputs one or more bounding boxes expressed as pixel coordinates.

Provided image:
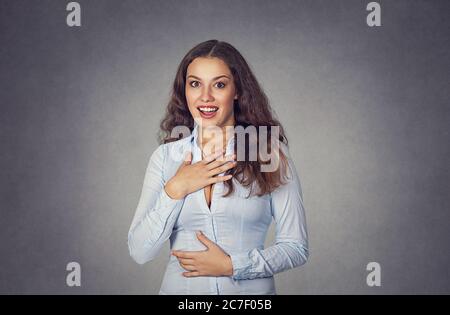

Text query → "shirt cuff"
[229,251,254,280]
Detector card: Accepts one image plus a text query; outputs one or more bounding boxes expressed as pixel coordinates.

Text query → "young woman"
[127,40,309,295]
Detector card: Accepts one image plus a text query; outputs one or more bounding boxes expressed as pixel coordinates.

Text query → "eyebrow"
[187,74,231,81]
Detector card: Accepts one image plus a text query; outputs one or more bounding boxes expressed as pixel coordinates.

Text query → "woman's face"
[185,57,238,129]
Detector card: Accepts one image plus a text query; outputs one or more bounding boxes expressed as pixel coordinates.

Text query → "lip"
[197,104,219,119]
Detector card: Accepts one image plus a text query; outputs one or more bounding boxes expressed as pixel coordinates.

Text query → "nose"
[200,86,214,103]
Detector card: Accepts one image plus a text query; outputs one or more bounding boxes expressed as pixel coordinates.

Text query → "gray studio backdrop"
[0,0,449,294]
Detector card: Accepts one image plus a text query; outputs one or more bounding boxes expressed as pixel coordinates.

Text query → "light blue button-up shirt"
[128,123,309,295]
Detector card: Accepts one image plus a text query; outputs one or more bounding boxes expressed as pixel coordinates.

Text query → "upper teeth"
[199,107,218,112]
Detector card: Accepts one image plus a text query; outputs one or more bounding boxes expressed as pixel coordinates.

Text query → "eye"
[189,80,200,88]
[215,81,226,89]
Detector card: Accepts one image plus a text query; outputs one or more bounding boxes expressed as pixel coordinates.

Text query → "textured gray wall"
[0,0,449,294]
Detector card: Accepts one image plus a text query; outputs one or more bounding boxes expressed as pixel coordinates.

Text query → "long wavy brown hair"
[159,39,289,197]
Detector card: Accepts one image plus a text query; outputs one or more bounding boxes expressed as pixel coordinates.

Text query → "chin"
[194,116,223,127]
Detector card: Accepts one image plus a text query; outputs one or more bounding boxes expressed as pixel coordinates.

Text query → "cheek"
[217,93,235,110]
[219,96,234,112]
[185,91,199,115]
[220,103,234,116]
[188,106,198,118]
[185,90,193,104]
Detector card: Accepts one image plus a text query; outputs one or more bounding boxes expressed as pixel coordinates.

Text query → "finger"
[202,149,224,164]
[179,262,197,271]
[201,143,224,157]
[183,271,202,277]
[208,161,237,177]
[201,149,224,164]
[177,257,195,265]
[205,154,236,171]
[171,250,198,259]
[208,174,233,184]
[183,151,192,165]
[196,231,214,248]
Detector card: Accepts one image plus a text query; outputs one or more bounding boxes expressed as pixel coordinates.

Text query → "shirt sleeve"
[229,144,309,280]
[127,144,185,265]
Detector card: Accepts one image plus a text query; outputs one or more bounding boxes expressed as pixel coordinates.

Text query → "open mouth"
[197,105,219,113]
[197,105,219,118]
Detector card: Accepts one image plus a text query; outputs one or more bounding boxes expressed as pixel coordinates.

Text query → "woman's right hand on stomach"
[164,149,237,200]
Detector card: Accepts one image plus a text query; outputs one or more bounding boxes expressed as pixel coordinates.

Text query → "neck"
[197,124,234,155]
